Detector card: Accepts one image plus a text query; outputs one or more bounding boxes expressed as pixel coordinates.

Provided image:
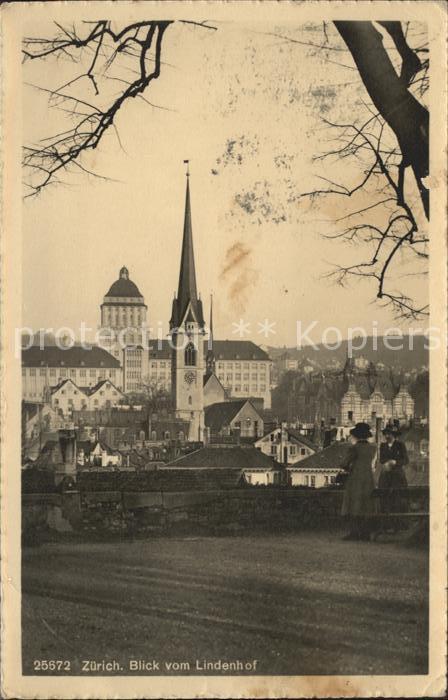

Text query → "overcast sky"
[22,19,428,346]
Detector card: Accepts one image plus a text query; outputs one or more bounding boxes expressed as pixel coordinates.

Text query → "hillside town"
[22,174,429,495]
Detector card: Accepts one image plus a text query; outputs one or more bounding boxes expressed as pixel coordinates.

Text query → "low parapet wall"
[22,486,429,541]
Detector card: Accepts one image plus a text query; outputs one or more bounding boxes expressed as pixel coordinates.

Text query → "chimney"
[55,428,77,485]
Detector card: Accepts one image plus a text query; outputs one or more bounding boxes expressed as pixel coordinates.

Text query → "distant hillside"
[268,335,429,371]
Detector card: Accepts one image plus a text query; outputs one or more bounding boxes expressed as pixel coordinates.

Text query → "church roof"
[170,177,205,328]
[105,267,143,298]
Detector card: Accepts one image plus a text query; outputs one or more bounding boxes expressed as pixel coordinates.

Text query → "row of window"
[24,368,118,379]
[230,385,267,393]
[270,445,307,456]
[216,362,268,370]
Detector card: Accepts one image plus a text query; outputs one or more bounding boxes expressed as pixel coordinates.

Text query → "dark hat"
[350,422,372,439]
[382,425,401,437]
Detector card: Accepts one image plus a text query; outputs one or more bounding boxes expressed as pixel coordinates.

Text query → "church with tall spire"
[169,169,206,441]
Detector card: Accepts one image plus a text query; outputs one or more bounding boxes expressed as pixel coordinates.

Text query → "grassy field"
[22,531,428,676]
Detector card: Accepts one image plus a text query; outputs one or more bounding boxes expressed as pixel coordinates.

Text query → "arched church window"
[188,396,192,405]
[185,342,196,366]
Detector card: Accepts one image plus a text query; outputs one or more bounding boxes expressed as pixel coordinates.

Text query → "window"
[305,475,310,486]
[188,396,192,405]
[271,445,277,455]
[300,448,306,455]
[311,476,316,487]
[164,431,170,440]
[90,369,96,377]
[80,369,86,377]
[330,476,336,484]
[54,399,59,405]
[289,446,296,455]
[30,368,36,376]
[22,368,25,376]
[151,430,157,441]
[260,385,266,392]
[348,410,353,421]
[185,342,196,366]
[39,369,46,376]
[324,476,329,486]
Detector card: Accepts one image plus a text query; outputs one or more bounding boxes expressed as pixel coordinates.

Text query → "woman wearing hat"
[340,422,377,541]
[379,426,409,518]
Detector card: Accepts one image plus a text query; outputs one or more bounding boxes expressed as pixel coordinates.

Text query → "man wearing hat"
[340,422,377,541]
[379,425,409,518]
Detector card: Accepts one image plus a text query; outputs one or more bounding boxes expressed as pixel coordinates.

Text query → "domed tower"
[100,267,148,392]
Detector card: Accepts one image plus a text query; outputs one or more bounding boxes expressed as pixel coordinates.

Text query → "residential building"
[273,355,414,426]
[255,424,318,465]
[162,444,281,485]
[287,441,351,488]
[205,399,264,440]
[22,345,122,402]
[50,378,124,417]
[76,439,122,469]
[72,406,147,449]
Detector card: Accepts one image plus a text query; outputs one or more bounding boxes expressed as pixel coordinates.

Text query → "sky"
[22,19,428,347]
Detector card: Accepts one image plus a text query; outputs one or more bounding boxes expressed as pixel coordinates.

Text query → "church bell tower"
[169,167,205,441]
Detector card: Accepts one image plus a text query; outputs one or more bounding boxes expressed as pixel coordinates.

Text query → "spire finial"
[183,159,190,177]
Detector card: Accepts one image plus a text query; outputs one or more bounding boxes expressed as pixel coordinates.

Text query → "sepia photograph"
[1,1,447,698]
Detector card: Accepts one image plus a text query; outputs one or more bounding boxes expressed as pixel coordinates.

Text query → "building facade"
[255,425,317,465]
[50,378,124,417]
[22,345,122,402]
[273,355,414,426]
[99,266,149,393]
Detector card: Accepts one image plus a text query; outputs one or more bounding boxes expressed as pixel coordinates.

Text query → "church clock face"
[184,370,196,385]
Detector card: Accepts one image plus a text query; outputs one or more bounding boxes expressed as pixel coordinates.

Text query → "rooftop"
[22,345,120,369]
[290,441,351,470]
[164,445,278,470]
[148,339,270,361]
[104,266,144,299]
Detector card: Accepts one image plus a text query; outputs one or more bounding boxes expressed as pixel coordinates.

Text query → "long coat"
[378,440,409,512]
[341,441,377,517]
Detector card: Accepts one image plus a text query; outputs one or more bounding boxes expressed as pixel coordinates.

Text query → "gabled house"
[205,399,264,440]
[287,441,352,488]
[203,371,228,407]
[77,439,122,469]
[50,378,124,417]
[162,444,282,485]
[255,425,318,465]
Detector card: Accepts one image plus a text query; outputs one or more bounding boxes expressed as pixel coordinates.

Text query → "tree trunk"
[335,21,429,217]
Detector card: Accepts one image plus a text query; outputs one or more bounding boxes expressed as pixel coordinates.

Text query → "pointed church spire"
[170,167,204,329]
[209,293,214,338]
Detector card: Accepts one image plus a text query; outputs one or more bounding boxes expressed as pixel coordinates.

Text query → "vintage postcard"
[1,1,447,698]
